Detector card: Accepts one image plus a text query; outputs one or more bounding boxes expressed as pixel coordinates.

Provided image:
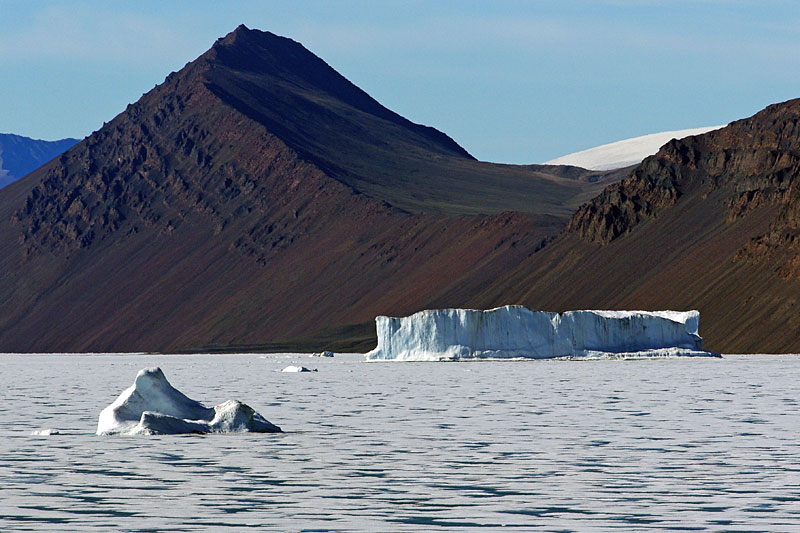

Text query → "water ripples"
[1,353,799,531]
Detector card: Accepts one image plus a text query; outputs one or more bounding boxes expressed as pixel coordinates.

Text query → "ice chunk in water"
[96,367,281,435]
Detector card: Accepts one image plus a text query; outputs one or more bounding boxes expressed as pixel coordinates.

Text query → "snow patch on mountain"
[545,126,724,170]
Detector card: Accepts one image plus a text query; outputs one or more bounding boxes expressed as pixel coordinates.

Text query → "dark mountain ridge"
[207,25,472,159]
[198,26,613,216]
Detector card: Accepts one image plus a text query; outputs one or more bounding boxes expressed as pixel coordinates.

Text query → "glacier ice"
[544,126,724,170]
[97,367,281,435]
[365,305,719,361]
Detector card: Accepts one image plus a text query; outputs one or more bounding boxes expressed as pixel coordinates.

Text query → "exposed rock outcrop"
[568,99,800,248]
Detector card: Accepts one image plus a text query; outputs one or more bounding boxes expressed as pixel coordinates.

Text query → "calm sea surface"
[1,353,799,531]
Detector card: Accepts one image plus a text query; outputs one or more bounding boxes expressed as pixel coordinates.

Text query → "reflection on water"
[1,353,799,531]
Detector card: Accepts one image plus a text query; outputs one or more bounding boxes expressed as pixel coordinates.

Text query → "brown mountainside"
[474,99,800,353]
[0,26,604,352]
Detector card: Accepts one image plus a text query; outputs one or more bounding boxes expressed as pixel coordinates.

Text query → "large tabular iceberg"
[97,367,281,435]
[365,306,719,361]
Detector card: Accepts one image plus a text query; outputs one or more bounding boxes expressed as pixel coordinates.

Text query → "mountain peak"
[195,25,481,212]
[213,24,284,51]
[204,25,406,126]
[0,26,584,352]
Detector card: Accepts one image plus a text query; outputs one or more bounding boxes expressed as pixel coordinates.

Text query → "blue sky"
[1,1,799,163]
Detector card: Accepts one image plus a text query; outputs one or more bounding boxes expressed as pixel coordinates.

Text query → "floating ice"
[366,306,719,361]
[96,367,281,435]
[31,429,59,436]
[312,351,334,357]
[281,365,316,372]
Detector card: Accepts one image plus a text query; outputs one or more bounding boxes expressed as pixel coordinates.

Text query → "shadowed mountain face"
[201,27,618,216]
[0,25,609,352]
[0,134,78,189]
[474,99,800,353]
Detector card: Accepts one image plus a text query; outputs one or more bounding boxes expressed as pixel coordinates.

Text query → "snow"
[96,367,281,435]
[365,306,718,361]
[544,126,724,170]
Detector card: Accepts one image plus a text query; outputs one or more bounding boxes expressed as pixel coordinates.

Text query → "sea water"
[1,353,798,531]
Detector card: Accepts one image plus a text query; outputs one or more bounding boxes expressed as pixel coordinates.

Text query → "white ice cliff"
[365,306,719,361]
[97,367,281,435]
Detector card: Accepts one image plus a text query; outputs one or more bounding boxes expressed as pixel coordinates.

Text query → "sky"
[1,1,799,164]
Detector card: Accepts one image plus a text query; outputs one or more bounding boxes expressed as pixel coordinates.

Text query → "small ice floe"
[97,367,281,436]
[311,351,334,357]
[281,365,317,372]
[31,429,60,436]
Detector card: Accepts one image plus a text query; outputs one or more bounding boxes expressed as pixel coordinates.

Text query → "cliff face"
[0,26,584,352]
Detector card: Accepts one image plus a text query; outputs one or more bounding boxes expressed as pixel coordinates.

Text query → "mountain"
[474,99,800,353]
[545,126,723,170]
[0,25,618,353]
[4,26,795,354]
[200,26,621,217]
[0,134,78,189]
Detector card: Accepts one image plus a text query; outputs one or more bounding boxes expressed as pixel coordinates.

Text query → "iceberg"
[97,367,281,435]
[365,305,719,361]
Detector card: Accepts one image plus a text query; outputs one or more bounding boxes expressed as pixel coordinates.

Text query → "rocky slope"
[0,134,77,189]
[476,99,800,352]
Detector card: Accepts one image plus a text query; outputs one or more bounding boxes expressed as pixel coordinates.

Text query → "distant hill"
[545,126,723,170]
[0,25,613,352]
[0,134,78,189]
